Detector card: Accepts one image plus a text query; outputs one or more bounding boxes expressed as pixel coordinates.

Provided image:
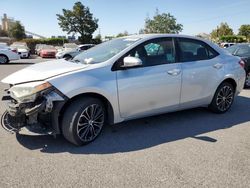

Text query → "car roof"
[121,34,226,55]
[122,34,202,40]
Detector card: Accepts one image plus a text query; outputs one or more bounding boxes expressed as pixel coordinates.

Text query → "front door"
[116,37,182,119]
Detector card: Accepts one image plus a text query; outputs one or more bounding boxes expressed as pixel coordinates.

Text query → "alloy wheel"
[216,85,234,112]
[0,55,8,64]
[76,104,104,142]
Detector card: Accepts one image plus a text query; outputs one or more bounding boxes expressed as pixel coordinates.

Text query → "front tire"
[62,98,106,146]
[209,82,235,113]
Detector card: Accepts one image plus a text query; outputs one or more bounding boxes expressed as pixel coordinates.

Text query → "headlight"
[9,81,52,103]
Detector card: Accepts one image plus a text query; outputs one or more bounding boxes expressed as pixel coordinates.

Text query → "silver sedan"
[1,34,246,146]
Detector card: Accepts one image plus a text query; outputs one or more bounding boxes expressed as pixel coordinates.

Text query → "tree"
[0,29,8,37]
[116,31,129,38]
[210,22,234,40]
[238,24,250,39]
[141,10,183,34]
[92,34,102,44]
[56,1,98,44]
[8,21,26,40]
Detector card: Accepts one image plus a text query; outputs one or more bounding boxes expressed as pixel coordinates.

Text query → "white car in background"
[0,45,20,64]
[56,44,94,60]
[63,43,78,51]
[16,46,30,58]
[10,44,30,59]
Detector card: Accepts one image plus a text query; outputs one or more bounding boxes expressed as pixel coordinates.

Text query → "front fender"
[47,66,123,124]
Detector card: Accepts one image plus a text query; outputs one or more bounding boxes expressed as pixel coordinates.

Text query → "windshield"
[43,45,55,49]
[64,43,78,48]
[73,37,141,64]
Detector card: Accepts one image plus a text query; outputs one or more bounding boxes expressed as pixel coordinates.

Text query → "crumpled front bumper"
[1,88,67,135]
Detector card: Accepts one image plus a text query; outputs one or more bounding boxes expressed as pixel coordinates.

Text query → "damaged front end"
[1,81,67,135]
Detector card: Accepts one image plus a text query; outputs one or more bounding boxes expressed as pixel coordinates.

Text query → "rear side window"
[178,38,219,62]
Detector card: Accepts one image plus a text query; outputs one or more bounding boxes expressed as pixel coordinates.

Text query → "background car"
[10,43,30,58]
[54,46,64,53]
[63,43,78,51]
[0,45,20,64]
[226,43,250,88]
[39,45,57,58]
[35,44,46,55]
[221,42,235,48]
[56,44,94,60]
[16,46,30,58]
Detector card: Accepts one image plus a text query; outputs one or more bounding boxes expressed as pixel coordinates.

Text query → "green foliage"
[8,21,26,40]
[141,10,183,34]
[238,25,250,39]
[56,1,98,44]
[116,31,129,38]
[220,35,246,43]
[210,22,234,40]
[0,29,8,37]
[92,34,102,44]
[21,38,68,54]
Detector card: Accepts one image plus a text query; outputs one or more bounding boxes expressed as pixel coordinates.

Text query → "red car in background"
[40,45,57,58]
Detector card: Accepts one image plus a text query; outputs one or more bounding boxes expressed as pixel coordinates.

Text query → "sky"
[0,0,249,38]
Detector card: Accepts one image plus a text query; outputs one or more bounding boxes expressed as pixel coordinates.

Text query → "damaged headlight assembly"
[9,81,52,103]
[2,81,66,134]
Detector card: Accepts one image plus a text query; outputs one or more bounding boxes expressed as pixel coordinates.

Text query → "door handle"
[167,69,181,76]
[213,63,223,69]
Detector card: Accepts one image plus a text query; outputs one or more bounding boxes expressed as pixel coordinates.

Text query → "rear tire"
[0,54,9,64]
[62,98,106,146]
[209,82,235,113]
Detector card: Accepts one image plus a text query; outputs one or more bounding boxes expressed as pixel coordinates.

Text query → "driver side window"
[126,38,176,67]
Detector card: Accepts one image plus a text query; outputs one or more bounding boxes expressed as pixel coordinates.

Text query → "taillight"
[238,59,245,69]
[12,49,17,53]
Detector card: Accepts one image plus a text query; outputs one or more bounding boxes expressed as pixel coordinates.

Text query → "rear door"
[176,38,222,108]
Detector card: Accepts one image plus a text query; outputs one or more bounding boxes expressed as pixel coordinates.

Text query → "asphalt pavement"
[0,60,249,188]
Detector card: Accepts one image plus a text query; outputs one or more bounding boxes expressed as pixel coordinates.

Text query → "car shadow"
[16,95,250,154]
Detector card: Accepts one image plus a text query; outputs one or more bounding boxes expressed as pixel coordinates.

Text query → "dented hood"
[2,59,88,85]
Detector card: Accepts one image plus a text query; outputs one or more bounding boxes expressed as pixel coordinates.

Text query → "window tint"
[126,38,175,67]
[236,45,250,56]
[178,38,218,62]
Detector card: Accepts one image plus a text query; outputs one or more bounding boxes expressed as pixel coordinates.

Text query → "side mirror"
[122,57,142,68]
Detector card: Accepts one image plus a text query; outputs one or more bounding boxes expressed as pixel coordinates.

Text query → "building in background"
[1,13,17,32]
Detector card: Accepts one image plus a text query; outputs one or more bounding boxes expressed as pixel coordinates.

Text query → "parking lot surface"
[0,61,250,188]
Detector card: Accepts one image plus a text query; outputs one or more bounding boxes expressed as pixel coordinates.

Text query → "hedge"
[20,38,68,54]
[220,35,247,43]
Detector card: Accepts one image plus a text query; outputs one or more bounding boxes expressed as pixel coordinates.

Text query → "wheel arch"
[221,78,237,91]
[58,92,114,131]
